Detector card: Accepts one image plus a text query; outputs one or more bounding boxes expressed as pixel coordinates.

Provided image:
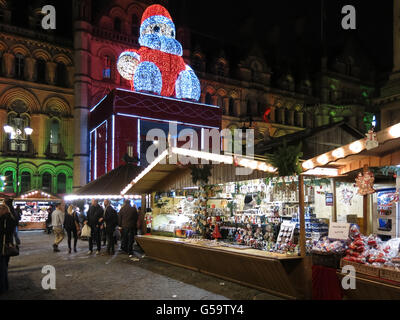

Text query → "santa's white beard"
[139,34,183,56]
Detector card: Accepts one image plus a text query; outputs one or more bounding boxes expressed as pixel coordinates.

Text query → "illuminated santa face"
[138,11,183,56]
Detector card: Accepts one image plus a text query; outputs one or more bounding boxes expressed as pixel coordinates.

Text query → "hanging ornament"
[342,188,354,206]
[355,169,376,196]
[365,127,379,150]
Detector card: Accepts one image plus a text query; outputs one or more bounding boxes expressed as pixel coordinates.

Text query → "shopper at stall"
[0,203,17,295]
[103,200,118,255]
[84,199,104,255]
[4,198,20,246]
[118,200,138,256]
[52,202,65,253]
[64,205,80,254]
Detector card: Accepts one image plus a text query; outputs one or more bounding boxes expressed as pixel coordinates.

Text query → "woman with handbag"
[0,203,17,294]
[64,205,80,254]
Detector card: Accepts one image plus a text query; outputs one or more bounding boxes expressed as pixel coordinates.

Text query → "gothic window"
[229,98,235,116]
[21,172,31,193]
[114,17,122,33]
[37,59,46,83]
[247,100,252,116]
[56,62,67,87]
[103,55,112,80]
[7,111,30,152]
[42,172,52,193]
[57,173,66,194]
[205,93,212,105]
[15,54,24,79]
[216,61,226,77]
[4,171,14,193]
[131,14,139,36]
[49,119,60,154]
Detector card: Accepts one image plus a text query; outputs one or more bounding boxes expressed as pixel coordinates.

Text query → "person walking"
[45,207,53,234]
[0,203,17,295]
[52,202,65,252]
[84,199,103,255]
[4,199,20,246]
[118,200,138,257]
[64,205,80,254]
[103,200,118,255]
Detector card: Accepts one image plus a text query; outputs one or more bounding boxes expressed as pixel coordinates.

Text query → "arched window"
[103,55,112,80]
[42,172,52,193]
[4,171,14,193]
[205,93,212,105]
[247,100,252,116]
[7,112,31,152]
[114,17,122,33]
[49,119,60,154]
[15,54,24,79]
[56,62,67,87]
[37,59,46,83]
[21,172,31,193]
[57,173,66,194]
[131,14,139,36]
[229,98,235,116]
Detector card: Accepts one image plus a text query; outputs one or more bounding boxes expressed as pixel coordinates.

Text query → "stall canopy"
[302,123,400,176]
[18,190,61,201]
[66,163,143,200]
[121,147,277,196]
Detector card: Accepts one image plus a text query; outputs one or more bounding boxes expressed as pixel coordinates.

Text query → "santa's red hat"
[141,4,173,24]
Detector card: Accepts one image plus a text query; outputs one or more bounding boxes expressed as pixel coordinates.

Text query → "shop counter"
[337,271,400,299]
[136,235,311,299]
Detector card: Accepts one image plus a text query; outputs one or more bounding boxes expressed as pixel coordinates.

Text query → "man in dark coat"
[83,199,104,255]
[118,200,138,256]
[103,199,118,255]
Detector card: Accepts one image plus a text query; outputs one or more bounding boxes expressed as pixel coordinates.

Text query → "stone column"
[287,109,295,126]
[223,97,229,115]
[46,62,57,85]
[73,6,92,190]
[24,57,36,82]
[200,93,206,104]
[278,107,285,125]
[269,106,276,123]
[296,112,304,128]
[211,95,218,107]
[2,52,14,78]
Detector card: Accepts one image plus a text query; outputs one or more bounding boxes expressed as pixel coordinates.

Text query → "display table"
[337,271,400,299]
[136,235,311,299]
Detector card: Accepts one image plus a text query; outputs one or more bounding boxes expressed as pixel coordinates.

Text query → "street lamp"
[4,114,33,197]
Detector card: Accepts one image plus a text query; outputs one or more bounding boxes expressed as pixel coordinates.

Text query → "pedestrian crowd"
[0,197,143,295]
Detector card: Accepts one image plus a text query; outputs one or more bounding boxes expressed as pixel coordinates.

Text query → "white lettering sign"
[328,222,350,240]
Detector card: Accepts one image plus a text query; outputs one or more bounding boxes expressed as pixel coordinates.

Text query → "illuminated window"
[42,172,52,193]
[103,56,112,79]
[4,171,14,193]
[57,173,66,194]
[114,17,122,33]
[15,54,24,79]
[21,172,31,193]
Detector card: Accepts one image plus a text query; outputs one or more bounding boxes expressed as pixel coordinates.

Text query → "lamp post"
[4,114,33,197]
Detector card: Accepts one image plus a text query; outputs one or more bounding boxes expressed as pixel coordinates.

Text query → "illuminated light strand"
[389,124,400,138]
[317,154,329,165]
[64,195,141,201]
[304,167,339,177]
[332,148,345,159]
[349,141,364,153]
[117,51,141,81]
[302,160,314,170]
[175,66,201,101]
[171,147,233,165]
[134,61,163,95]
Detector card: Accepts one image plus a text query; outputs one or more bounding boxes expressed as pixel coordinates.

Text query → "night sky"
[15,0,394,72]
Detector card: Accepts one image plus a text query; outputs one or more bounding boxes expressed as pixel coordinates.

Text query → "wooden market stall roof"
[66,163,143,200]
[122,147,277,195]
[302,123,400,176]
[17,190,61,201]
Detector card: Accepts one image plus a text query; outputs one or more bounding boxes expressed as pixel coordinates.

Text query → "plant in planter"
[266,140,303,178]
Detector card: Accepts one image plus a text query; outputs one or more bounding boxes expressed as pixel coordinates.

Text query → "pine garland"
[266,140,303,177]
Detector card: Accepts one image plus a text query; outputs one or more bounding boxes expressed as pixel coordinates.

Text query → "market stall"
[303,123,400,299]
[14,190,61,230]
[122,147,315,299]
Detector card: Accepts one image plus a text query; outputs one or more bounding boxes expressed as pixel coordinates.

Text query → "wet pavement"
[1,231,282,300]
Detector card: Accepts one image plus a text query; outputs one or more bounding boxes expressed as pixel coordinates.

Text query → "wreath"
[191,165,212,185]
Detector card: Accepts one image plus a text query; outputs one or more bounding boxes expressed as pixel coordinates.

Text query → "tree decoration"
[117,4,201,101]
[342,188,354,206]
[365,127,379,150]
[265,140,303,177]
[355,169,376,196]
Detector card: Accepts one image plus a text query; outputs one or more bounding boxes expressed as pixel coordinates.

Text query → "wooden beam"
[299,175,306,258]
[331,178,337,222]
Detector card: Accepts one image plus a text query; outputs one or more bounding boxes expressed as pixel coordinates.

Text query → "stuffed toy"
[117,4,201,101]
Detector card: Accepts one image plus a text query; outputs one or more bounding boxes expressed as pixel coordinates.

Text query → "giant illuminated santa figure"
[117,4,201,101]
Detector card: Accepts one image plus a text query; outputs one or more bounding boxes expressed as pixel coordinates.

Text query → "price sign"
[328,222,350,240]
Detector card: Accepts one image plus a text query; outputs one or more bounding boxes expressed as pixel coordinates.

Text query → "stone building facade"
[0,0,74,196]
